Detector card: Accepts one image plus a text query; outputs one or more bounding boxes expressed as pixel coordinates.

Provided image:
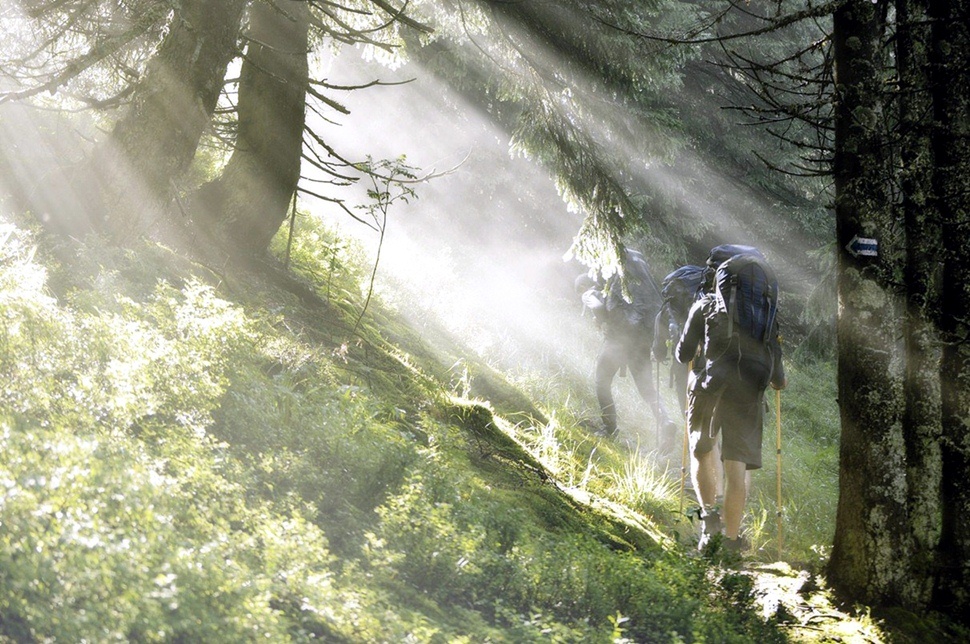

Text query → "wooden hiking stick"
[776,388,783,560]
[679,414,690,515]
[679,361,692,515]
[655,360,661,448]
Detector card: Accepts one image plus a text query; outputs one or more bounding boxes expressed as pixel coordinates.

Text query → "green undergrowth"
[0,213,858,642]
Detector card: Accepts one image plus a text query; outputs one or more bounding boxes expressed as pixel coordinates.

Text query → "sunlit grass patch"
[604,448,680,515]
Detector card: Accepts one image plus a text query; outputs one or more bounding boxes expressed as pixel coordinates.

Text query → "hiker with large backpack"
[652,264,706,413]
[675,244,787,553]
[576,247,676,441]
[653,263,726,489]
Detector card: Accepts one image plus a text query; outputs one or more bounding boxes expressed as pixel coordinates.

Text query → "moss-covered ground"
[1,213,964,642]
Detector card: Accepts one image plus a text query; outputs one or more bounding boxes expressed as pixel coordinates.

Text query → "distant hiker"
[652,265,706,413]
[577,248,676,441]
[675,244,786,553]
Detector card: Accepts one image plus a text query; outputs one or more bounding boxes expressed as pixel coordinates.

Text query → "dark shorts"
[686,359,770,469]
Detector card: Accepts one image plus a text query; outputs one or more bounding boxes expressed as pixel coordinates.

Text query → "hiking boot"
[722,535,749,554]
[698,530,718,551]
[697,508,723,551]
[597,424,619,439]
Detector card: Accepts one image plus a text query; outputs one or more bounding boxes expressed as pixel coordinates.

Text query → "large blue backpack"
[618,249,661,307]
[660,265,706,324]
[711,249,778,349]
[602,249,662,331]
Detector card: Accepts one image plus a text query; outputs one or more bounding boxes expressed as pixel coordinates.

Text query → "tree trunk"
[90,0,248,242]
[929,0,970,616]
[896,0,943,610]
[828,0,909,606]
[195,0,310,255]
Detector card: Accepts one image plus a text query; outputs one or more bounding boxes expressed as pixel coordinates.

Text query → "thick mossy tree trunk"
[195,0,310,255]
[94,0,248,241]
[929,0,970,616]
[896,0,943,610]
[828,0,909,606]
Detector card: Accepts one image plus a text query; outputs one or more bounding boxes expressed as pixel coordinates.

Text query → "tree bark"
[90,0,248,242]
[195,0,310,255]
[929,0,970,616]
[828,0,909,607]
[896,0,943,610]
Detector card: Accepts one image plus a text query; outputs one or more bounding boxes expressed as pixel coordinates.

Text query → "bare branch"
[367,0,433,34]
[306,84,351,114]
[309,77,414,90]
[594,0,845,46]
[296,185,379,230]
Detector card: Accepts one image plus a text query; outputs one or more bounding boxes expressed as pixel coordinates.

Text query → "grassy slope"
[0,213,936,642]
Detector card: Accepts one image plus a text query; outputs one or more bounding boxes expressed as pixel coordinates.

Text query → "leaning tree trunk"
[929,0,970,618]
[827,0,909,607]
[896,0,943,610]
[195,0,310,255]
[93,0,248,242]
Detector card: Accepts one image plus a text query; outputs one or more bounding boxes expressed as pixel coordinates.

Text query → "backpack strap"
[763,281,778,343]
[726,273,738,339]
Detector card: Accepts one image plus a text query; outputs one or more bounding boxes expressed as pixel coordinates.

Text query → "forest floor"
[743,562,883,642]
[742,558,968,642]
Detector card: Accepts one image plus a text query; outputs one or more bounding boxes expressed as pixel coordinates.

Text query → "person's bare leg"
[722,459,748,539]
[691,449,719,510]
[711,440,725,499]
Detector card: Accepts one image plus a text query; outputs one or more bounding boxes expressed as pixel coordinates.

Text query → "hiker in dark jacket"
[577,248,676,442]
[653,264,725,493]
[652,265,705,414]
[675,251,786,553]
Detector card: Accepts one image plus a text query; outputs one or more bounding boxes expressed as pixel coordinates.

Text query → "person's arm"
[674,299,705,364]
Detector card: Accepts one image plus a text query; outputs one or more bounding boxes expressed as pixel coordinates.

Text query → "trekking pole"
[655,360,661,448]
[679,361,692,515]
[775,388,783,560]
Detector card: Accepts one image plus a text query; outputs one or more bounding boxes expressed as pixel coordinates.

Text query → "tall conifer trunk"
[896,0,943,609]
[195,0,310,255]
[828,0,909,606]
[95,0,248,241]
[929,0,970,615]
